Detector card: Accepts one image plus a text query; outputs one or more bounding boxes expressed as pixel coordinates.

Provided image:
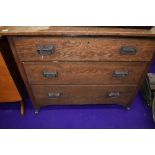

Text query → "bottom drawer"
[31,85,137,106]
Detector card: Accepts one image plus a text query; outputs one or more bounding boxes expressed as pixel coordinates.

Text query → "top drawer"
[13,37,155,61]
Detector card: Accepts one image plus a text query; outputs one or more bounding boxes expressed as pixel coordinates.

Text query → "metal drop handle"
[113,71,128,78]
[48,92,62,98]
[120,46,137,55]
[108,92,120,98]
[37,45,54,56]
[43,71,58,78]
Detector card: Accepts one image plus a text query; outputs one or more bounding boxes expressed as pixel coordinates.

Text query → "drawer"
[31,85,137,106]
[13,37,155,61]
[24,62,148,85]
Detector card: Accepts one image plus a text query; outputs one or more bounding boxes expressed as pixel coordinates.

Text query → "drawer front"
[13,37,155,61]
[31,85,136,106]
[24,62,147,85]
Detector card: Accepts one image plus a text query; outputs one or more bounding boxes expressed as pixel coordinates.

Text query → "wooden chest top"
[1,26,155,37]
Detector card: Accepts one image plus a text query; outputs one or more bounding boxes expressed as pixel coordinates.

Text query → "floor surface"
[0,92,154,129]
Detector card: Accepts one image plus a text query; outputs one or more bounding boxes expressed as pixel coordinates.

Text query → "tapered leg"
[34,107,40,114]
[126,106,131,111]
[20,100,24,115]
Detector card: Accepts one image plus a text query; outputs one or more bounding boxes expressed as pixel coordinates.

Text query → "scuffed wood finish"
[13,37,155,62]
[0,52,21,102]
[1,26,155,37]
[31,85,137,106]
[24,62,148,85]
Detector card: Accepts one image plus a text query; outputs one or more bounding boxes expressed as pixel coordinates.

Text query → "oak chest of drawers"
[1,26,155,113]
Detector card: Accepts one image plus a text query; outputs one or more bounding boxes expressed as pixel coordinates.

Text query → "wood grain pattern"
[13,37,155,62]
[31,85,137,106]
[1,26,155,37]
[23,62,148,85]
[0,52,21,102]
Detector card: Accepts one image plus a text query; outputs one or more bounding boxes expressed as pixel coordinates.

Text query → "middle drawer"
[23,62,147,85]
